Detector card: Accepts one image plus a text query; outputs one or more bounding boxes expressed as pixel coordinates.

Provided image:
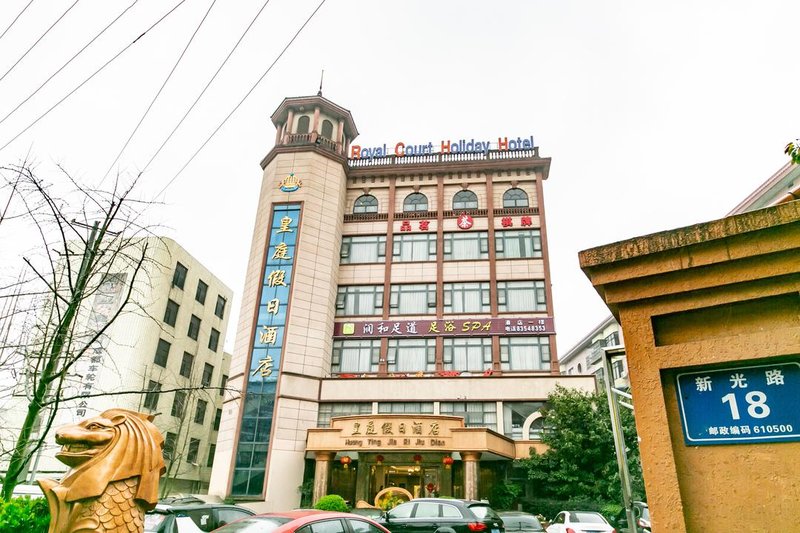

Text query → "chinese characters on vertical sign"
[232,203,301,496]
[676,361,800,445]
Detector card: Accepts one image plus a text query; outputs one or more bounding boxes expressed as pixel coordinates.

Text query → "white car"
[546,510,616,533]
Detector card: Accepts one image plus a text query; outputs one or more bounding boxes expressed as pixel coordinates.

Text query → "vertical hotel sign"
[231,203,301,496]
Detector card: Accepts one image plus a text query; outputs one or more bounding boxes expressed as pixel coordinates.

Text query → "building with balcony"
[208,93,595,511]
[559,316,627,389]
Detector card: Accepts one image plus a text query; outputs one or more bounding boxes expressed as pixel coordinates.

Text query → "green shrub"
[520,497,608,522]
[489,482,522,511]
[314,494,349,512]
[0,496,50,533]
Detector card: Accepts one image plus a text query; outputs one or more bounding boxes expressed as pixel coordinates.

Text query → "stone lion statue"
[38,409,166,533]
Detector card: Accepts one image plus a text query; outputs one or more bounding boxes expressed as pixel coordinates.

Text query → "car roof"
[235,511,388,533]
[407,498,487,506]
[151,503,249,513]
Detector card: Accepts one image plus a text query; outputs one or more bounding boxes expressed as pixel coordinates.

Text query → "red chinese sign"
[457,213,473,230]
[333,317,555,338]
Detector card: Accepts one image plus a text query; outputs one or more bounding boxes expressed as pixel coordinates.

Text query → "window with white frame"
[378,402,434,414]
[440,402,497,430]
[495,229,542,259]
[443,232,489,260]
[393,233,436,262]
[389,284,436,314]
[336,285,383,316]
[353,194,378,214]
[499,337,551,371]
[332,339,381,373]
[317,403,372,427]
[497,280,547,312]
[443,337,493,372]
[453,190,478,210]
[443,282,490,313]
[403,192,429,212]
[341,235,386,264]
[502,188,529,208]
[387,338,435,372]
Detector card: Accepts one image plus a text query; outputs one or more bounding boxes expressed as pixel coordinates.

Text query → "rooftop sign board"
[350,135,535,160]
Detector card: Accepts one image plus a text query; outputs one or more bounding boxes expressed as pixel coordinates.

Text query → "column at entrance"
[461,452,482,501]
[313,452,335,504]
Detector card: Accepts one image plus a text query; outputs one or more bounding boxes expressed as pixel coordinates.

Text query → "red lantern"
[340,456,352,469]
[413,454,422,465]
[443,456,454,469]
[376,454,384,465]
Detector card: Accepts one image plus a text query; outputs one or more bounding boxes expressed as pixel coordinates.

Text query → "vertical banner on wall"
[231,203,301,496]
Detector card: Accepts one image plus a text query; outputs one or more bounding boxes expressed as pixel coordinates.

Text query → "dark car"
[144,497,255,532]
[497,512,544,533]
[375,498,505,533]
[612,502,650,533]
[213,509,391,533]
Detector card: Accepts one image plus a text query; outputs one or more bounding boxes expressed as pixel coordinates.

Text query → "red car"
[212,510,392,533]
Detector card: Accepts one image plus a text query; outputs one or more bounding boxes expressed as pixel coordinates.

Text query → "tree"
[785,140,800,165]
[518,385,644,504]
[0,163,156,500]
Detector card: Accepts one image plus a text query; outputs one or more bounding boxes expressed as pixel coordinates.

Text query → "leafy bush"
[0,496,50,533]
[489,482,522,510]
[314,494,349,512]
[520,497,608,522]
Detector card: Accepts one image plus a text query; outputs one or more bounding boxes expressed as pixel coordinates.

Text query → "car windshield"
[469,505,499,520]
[571,512,606,524]
[144,513,166,532]
[640,507,650,521]
[216,517,292,532]
[501,516,543,531]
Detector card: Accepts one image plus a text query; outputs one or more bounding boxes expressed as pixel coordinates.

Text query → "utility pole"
[603,345,637,533]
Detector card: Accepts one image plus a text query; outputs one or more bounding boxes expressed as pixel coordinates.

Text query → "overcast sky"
[1,0,798,353]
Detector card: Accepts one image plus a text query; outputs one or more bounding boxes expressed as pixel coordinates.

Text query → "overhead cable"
[0,0,35,44]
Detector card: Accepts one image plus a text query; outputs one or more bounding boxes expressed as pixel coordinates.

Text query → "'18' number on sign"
[721,391,771,420]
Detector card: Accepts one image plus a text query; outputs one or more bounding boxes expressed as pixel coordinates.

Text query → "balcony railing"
[347,147,540,168]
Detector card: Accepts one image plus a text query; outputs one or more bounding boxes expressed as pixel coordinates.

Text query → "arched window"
[503,188,528,208]
[577,363,583,373]
[403,193,428,212]
[297,115,310,134]
[529,417,545,439]
[452,190,478,210]
[353,194,378,214]
[321,119,334,139]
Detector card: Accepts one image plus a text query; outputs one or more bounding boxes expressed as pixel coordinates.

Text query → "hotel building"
[209,94,594,510]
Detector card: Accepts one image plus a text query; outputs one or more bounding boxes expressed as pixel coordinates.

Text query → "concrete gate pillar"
[461,452,482,500]
[312,452,335,504]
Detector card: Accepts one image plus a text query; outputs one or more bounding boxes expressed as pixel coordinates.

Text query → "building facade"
[559,316,627,389]
[0,237,233,495]
[209,94,595,511]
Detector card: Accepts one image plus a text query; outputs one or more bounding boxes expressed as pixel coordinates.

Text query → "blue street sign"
[676,361,800,445]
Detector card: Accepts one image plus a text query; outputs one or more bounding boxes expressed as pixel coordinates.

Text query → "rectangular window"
[502,401,546,439]
[335,285,383,316]
[213,408,222,431]
[215,295,226,319]
[392,233,436,262]
[201,363,214,387]
[208,328,220,352]
[188,314,201,340]
[443,282,490,313]
[171,391,187,418]
[163,299,179,327]
[605,331,621,347]
[180,352,194,378]
[163,432,177,459]
[317,403,372,428]
[387,338,436,372]
[495,229,542,259]
[207,444,216,467]
[195,280,208,304]
[497,280,547,312]
[389,284,436,314]
[377,402,434,414]
[443,337,493,372]
[154,339,171,367]
[143,380,161,410]
[332,340,381,373]
[219,375,228,397]
[612,359,626,379]
[187,438,200,464]
[340,235,387,264]
[443,232,489,261]
[172,262,187,289]
[194,399,207,424]
[440,402,497,430]
[499,337,551,371]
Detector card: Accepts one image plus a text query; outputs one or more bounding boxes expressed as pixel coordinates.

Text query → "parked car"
[145,497,255,532]
[498,512,544,532]
[545,511,615,533]
[375,498,505,533]
[612,502,650,533]
[349,508,385,520]
[213,509,391,533]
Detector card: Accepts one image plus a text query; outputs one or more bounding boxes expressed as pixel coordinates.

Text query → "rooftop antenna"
[317,69,324,96]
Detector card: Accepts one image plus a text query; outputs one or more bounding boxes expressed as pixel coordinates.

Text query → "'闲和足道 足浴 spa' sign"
[349,136,535,159]
[333,317,554,339]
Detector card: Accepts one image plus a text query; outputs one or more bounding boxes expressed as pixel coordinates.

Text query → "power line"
[0,0,35,44]
[156,0,329,199]
[100,0,218,185]
[0,1,138,128]
[0,0,189,154]
[140,0,274,174]
[0,0,81,85]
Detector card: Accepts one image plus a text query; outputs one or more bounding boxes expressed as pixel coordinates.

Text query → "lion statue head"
[52,408,165,507]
